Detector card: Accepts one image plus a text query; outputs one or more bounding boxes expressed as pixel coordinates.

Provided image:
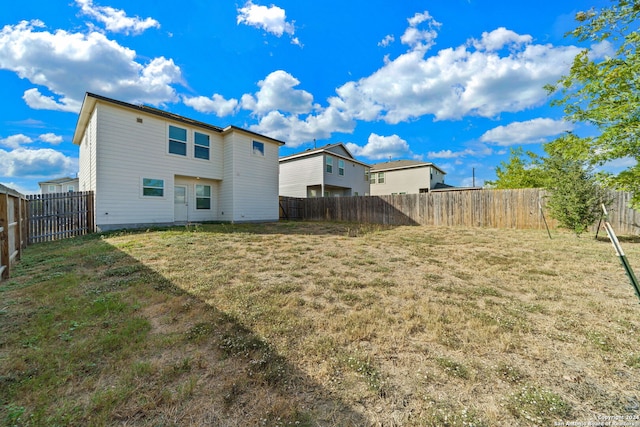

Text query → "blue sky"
[1,0,613,194]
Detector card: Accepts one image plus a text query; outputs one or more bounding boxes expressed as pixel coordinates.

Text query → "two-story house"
[369,160,447,195]
[38,177,79,194]
[279,143,371,197]
[72,92,285,231]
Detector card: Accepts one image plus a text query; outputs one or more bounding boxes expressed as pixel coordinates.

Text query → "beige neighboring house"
[369,160,449,195]
[38,177,79,194]
[72,92,285,231]
[279,143,371,197]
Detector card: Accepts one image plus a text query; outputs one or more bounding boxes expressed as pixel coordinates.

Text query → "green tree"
[486,147,549,189]
[544,148,609,235]
[545,0,640,206]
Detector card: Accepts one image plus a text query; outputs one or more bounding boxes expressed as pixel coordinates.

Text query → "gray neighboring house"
[369,160,448,195]
[38,177,79,194]
[279,143,371,197]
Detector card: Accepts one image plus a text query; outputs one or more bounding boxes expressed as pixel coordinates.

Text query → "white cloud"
[183,94,239,116]
[241,70,315,116]
[248,106,354,147]
[480,118,574,146]
[75,0,160,35]
[237,1,298,44]
[0,20,182,112]
[400,11,441,51]
[39,133,63,145]
[0,134,33,149]
[471,27,532,51]
[346,133,413,160]
[378,35,395,47]
[428,146,494,159]
[331,24,588,124]
[0,147,77,178]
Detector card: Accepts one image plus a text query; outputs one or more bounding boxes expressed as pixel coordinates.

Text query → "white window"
[169,125,187,156]
[253,141,265,156]
[378,172,385,184]
[194,132,210,160]
[338,159,345,176]
[370,172,376,184]
[195,184,211,209]
[142,178,164,197]
[67,185,74,192]
[326,156,333,173]
[365,169,370,182]
[48,185,56,192]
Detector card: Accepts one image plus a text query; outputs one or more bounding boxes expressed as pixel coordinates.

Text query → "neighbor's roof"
[279,143,372,167]
[38,177,78,185]
[370,160,446,175]
[72,92,285,147]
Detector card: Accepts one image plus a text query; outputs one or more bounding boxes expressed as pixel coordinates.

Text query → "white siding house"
[72,93,284,231]
[369,160,447,195]
[279,144,371,197]
[38,177,79,194]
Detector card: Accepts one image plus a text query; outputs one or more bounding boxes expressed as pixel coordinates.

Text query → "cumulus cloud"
[237,1,299,45]
[345,133,413,160]
[0,134,33,149]
[39,133,63,145]
[0,20,182,112]
[241,70,315,116]
[0,147,77,178]
[471,27,532,51]
[183,94,239,116]
[75,0,160,35]
[333,29,586,124]
[427,146,495,159]
[400,11,441,51]
[480,118,574,146]
[378,35,395,47]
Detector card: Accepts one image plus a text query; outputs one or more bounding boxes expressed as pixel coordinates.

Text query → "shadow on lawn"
[1,234,368,426]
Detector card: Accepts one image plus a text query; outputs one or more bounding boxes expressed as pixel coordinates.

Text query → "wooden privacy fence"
[280,189,640,234]
[0,184,28,281]
[27,191,95,244]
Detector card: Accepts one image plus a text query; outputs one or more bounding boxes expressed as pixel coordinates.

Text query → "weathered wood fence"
[27,191,95,244]
[280,189,640,234]
[0,184,28,281]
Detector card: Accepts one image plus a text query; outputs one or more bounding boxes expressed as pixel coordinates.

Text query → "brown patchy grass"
[2,221,640,426]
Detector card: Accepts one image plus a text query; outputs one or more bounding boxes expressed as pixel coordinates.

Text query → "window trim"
[141,177,165,198]
[195,184,211,210]
[338,159,345,176]
[378,172,385,184]
[326,155,333,174]
[168,125,188,156]
[48,185,56,192]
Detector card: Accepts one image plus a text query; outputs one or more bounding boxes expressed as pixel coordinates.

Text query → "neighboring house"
[72,92,285,231]
[279,143,371,197]
[369,160,447,195]
[38,177,79,194]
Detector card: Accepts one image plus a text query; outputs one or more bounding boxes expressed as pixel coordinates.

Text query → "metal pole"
[602,204,640,303]
[538,200,552,239]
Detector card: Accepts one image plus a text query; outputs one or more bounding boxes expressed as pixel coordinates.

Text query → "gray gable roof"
[370,160,446,175]
[279,143,372,167]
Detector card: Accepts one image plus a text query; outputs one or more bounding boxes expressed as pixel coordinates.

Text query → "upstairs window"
[253,141,265,156]
[370,172,376,184]
[48,185,56,192]
[378,172,385,184]
[326,156,333,173]
[194,132,210,160]
[169,125,187,156]
[365,169,370,182]
[338,159,345,176]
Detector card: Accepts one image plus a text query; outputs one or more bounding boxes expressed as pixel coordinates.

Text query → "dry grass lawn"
[2,221,640,426]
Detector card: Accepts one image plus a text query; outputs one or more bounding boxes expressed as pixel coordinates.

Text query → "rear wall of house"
[91,102,225,230]
[279,155,323,197]
[370,167,430,195]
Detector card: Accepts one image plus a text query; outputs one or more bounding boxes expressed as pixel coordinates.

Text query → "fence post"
[0,192,9,280]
